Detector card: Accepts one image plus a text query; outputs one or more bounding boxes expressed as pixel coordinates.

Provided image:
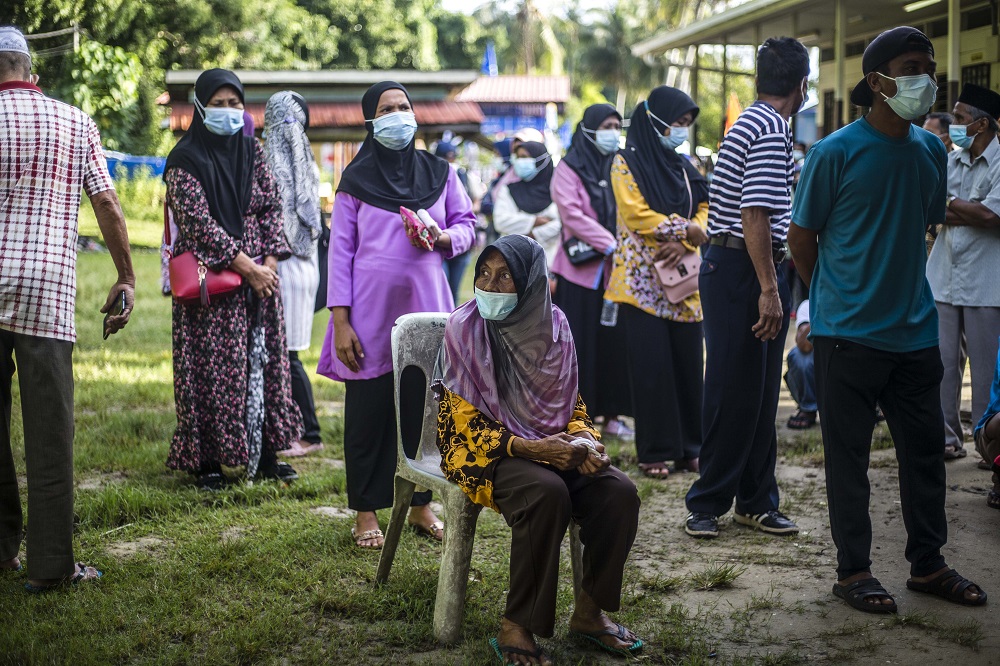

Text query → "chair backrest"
[391,312,449,464]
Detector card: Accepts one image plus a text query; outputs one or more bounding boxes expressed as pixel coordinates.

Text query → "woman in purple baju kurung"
[317,81,476,548]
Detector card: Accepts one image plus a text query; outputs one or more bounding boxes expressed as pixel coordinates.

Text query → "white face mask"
[584,127,621,155]
[368,111,417,150]
[877,72,938,120]
[660,126,688,151]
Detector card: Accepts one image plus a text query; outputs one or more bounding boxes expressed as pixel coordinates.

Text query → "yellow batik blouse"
[605,153,709,322]
[435,386,600,512]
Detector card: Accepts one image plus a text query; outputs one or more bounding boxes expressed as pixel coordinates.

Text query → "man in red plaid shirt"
[0,26,135,592]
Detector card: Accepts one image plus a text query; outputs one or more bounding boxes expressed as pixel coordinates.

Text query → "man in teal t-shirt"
[788,26,986,616]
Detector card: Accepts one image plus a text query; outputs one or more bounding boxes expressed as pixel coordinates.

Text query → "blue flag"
[481,41,498,77]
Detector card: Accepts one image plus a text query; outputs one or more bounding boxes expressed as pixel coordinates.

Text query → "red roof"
[454,76,571,104]
[169,100,484,132]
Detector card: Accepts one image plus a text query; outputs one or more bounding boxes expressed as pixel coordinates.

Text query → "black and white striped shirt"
[707,101,793,245]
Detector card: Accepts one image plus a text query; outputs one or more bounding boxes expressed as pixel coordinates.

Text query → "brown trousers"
[0,329,76,579]
[487,457,640,637]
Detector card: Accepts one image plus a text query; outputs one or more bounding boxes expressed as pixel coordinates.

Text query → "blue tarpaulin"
[105,151,166,179]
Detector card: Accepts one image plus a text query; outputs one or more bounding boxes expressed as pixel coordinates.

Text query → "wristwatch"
[946,195,957,208]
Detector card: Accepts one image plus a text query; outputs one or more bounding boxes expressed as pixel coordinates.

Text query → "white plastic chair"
[375,312,584,645]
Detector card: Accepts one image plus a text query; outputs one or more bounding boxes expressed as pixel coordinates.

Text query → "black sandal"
[907,568,988,606]
[988,490,1000,510]
[787,410,817,430]
[832,577,898,614]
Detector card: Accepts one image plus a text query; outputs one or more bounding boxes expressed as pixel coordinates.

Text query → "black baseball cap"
[850,26,935,107]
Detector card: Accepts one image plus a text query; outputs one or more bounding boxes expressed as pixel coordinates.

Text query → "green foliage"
[59,41,142,151]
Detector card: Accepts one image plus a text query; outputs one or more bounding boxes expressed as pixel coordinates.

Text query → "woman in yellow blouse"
[435,235,642,664]
[606,86,710,479]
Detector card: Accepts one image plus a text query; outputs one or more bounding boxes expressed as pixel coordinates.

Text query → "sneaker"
[603,418,635,441]
[733,509,799,535]
[258,461,299,483]
[684,512,719,538]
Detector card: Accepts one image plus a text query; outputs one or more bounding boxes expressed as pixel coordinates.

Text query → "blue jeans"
[785,346,817,412]
[442,251,472,305]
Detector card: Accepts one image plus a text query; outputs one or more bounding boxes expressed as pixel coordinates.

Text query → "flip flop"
[832,577,897,614]
[571,622,644,656]
[638,462,670,479]
[409,520,444,542]
[489,636,548,664]
[988,489,1000,510]
[907,568,988,606]
[24,563,102,594]
[351,527,384,550]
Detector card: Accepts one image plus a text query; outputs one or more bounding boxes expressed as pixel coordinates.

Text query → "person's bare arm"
[742,206,781,340]
[795,323,813,354]
[945,199,1000,228]
[91,189,135,334]
[787,223,819,289]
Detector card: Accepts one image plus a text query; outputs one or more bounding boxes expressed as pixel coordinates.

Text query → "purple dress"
[317,168,476,381]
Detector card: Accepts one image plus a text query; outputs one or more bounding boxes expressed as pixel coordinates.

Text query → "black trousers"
[0,330,76,579]
[621,304,702,462]
[813,337,948,579]
[343,371,430,511]
[487,457,639,637]
[686,245,789,516]
[552,276,632,417]
[288,351,321,444]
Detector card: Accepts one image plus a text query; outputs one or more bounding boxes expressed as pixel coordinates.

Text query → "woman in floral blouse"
[435,235,642,664]
[606,86,710,479]
[164,69,302,490]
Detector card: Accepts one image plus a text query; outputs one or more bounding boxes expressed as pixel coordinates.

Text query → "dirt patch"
[311,506,354,520]
[106,536,167,559]
[78,471,128,490]
[626,423,1000,663]
[221,526,249,544]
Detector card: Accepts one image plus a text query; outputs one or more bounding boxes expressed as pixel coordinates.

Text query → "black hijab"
[507,141,554,215]
[165,69,255,239]
[622,86,709,217]
[561,103,621,233]
[336,81,450,212]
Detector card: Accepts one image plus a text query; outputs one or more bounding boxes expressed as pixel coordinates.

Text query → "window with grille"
[963,64,990,89]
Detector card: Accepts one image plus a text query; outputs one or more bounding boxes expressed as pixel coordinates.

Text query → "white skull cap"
[0,27,31,62]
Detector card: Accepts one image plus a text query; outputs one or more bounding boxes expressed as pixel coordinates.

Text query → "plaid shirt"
[0,81,114,342]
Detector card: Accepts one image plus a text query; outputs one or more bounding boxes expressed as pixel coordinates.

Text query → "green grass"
[78,171,167,249]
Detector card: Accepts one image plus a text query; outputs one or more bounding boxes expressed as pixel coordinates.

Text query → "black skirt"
[553,276,632,418]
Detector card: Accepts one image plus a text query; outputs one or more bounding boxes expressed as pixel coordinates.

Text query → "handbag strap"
[682,167,693,220]
[163,200,172,246]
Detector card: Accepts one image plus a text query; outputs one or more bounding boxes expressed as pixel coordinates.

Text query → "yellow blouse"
[435,387,600,512]
[605,154,709,322]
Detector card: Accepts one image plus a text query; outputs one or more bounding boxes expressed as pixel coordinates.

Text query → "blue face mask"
[474,287,518,321]
[949,124,976,150]
[196,97,245,136]
[659,126,688,151]
[513,157,541,181]
[584,127,621,155]
[369,111,417,150]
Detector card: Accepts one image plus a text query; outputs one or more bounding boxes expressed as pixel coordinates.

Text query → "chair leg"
[569,521,584,601]
[433,492,483,645]
[376,474,416,584]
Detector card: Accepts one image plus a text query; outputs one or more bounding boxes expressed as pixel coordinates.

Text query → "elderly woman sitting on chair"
[435,235,643,665]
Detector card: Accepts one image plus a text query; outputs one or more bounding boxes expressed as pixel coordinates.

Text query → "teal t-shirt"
[791,117,945,352]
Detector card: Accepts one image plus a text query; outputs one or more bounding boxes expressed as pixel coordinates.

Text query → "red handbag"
[164,203,243,306]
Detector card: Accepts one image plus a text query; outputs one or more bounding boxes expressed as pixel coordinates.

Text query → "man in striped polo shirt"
[685,37,809,540]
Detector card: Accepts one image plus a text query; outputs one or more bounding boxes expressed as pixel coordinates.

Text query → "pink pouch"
[400,206,434,251]
[654,252,702,304]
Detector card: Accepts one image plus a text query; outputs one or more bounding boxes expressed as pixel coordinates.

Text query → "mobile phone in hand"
[103,290,127,340]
